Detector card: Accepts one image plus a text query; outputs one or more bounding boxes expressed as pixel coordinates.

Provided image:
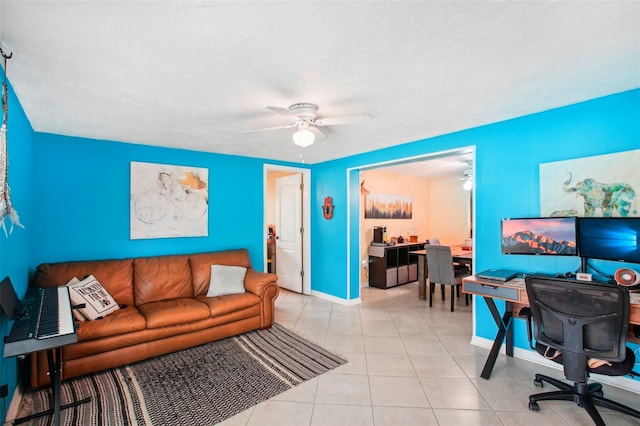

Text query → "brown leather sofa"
[29,248,279,388]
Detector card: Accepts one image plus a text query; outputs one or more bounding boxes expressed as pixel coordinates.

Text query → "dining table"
[409,246,473,300]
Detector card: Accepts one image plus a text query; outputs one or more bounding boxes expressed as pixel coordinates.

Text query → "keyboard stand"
[14,346,91,425]
[4,286,90,425]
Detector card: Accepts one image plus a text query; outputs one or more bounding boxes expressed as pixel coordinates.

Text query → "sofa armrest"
[244,269,279,329]
[244,269,278,296]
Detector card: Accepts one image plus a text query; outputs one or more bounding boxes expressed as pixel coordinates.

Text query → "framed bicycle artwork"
[130,161,209,239]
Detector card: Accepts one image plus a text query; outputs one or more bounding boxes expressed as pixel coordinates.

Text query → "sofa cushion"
[133,255,193,305]
[197,292,260,317]
[33,258,135,307]
[207,265,247,297]
[190,249,252,296]
[76,306,146,341]
[137,298,211,329]
[67,275,120,320]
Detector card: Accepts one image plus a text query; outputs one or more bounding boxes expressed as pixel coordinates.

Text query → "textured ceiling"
[376,151,473,180]
[0,1,638,165]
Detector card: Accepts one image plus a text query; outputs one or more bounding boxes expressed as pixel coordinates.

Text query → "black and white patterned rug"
[20,324,346,425]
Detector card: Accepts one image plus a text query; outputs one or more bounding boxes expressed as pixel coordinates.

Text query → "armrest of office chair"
[518,307,536,350]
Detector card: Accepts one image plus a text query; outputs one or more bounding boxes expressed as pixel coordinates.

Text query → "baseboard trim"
[470,336,640,394]
[310,290,361,306]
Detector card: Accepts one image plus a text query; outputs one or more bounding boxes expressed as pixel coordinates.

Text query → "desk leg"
[480,297,513,380]
[417,258,426,301]
[505,301,514,357]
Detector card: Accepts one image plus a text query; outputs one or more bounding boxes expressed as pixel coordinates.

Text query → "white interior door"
[275,174,303,293]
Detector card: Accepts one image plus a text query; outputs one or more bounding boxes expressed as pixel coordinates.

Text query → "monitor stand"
[580,257,588,274]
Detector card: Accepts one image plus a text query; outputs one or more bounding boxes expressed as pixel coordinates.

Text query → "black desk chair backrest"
[526,276,629,382]
[525,276,640,425]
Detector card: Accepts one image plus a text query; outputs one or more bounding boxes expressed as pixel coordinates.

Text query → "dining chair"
[425,238,442,297]
[425,245,470,311]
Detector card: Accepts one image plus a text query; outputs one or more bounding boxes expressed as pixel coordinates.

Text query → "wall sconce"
[462,166,473,191]
[322,196,334,219]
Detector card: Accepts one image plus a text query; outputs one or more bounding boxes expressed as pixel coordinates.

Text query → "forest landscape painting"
[365,192,412,219]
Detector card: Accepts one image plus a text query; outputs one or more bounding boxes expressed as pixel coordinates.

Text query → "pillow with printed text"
[66,275,119,320]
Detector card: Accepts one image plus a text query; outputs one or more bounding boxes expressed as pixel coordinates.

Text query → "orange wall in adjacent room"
[359,169,471,285]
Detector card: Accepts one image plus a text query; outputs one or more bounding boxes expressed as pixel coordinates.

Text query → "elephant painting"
[559,171,637,217]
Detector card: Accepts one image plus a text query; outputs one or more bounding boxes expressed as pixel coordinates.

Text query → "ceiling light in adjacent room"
[462,165,473,191]
[463,178,473,191]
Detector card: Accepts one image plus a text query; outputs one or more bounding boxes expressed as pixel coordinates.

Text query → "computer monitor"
[501,217,578,256]
[577,217,640,264]
[0,276,19,320]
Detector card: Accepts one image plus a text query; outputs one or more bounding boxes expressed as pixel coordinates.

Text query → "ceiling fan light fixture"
[293,128,315,147]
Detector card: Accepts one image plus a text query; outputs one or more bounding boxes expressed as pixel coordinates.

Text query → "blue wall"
[30,134,304,268]
[0,81,32,419]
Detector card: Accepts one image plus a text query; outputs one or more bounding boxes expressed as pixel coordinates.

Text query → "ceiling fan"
[244,103,372,147]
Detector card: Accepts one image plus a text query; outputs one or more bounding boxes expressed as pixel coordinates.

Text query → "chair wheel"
[533,378,543,387]
[529,401,539,411]
[594,390,603,398]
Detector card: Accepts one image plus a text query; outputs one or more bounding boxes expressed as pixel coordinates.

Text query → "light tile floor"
[221,283,640,426]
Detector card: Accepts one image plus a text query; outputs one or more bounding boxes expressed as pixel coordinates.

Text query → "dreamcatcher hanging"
[0,47,24,236]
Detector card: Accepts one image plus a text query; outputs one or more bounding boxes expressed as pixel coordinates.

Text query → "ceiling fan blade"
[314,113,372,127]
[242,123,296,134]
[266,106,300,120]
[309,126,327,141]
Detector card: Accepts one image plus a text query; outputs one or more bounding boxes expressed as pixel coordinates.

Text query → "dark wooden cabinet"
[267,239,276,273]
[368,242,423,289]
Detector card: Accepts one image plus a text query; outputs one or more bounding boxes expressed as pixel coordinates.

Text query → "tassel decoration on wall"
[0,47,24,236]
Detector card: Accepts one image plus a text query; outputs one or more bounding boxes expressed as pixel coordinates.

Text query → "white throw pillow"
[67,275,119,320]
[207,265,247,297]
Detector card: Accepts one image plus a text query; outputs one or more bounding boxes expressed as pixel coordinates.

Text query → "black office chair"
[525,276,640,426]
[425,245,470,312]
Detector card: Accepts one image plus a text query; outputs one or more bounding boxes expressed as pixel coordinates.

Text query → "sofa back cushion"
[190,249,252,296]
[33,259,135,307]
[133,254,192,305]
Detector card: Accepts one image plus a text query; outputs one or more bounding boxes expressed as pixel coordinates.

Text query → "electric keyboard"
[4,287,77,358]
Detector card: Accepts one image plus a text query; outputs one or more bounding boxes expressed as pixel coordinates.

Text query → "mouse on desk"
[554,272,574,278]
[552,272,577,279]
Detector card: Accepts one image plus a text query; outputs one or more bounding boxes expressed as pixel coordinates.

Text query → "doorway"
[264,164,311,295]
[349,147,475,295]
